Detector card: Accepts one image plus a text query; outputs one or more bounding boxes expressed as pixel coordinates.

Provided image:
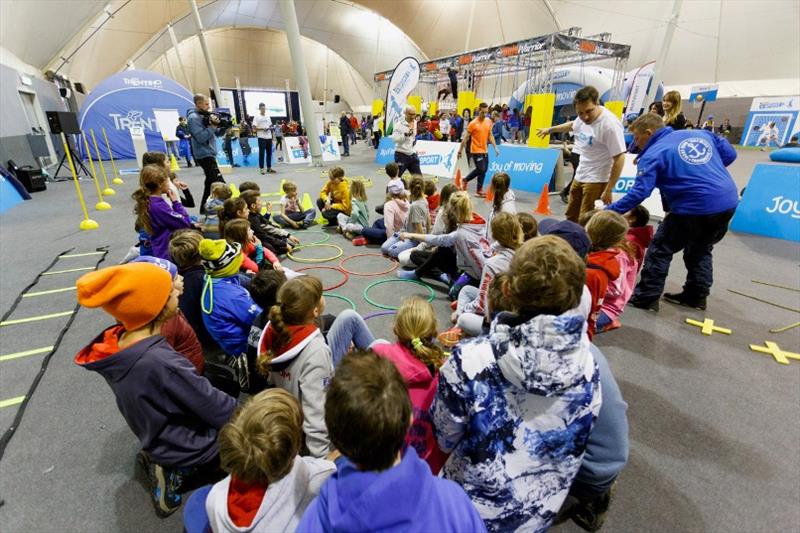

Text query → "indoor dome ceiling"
[1,0,798,100]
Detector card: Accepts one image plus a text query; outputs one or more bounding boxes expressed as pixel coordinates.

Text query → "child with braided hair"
[256,276,334,458]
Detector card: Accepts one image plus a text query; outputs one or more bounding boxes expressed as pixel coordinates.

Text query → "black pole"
[696,100,706,128]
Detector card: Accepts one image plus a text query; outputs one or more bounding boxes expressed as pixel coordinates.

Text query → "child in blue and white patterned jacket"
[431,234,602,533]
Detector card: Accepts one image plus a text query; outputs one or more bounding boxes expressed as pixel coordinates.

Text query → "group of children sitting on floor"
[72,152,653,532]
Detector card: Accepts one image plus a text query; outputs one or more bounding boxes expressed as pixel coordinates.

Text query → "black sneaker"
[570,482,616,532]
[629,296,660,312]
[151,463,182,518]
[663,291,707,310]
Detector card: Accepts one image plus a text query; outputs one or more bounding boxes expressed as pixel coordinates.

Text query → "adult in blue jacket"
[607,113,739,311]
[186,94,224,213]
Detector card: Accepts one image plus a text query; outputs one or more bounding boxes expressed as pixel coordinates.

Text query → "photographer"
[187,94,224,213]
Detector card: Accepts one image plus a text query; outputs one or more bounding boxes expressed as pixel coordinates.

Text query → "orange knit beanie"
[76,263,172,330]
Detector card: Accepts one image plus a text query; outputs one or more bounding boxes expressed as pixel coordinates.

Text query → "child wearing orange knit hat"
[74,262,236,518]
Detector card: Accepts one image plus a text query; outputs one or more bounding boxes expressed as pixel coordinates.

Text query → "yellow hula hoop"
[286,243,344,264]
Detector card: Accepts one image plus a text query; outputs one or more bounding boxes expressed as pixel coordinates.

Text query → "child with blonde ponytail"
[183,389,336,532]
[255,276,334,458]
[372,297,450,474]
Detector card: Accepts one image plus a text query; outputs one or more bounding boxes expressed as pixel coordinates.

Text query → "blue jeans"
[361,218,387,244]
[341,132,350,155]
[326,309,387,367]
[381,233,417,258]
[634,209,735,301]
[273,209,315,228]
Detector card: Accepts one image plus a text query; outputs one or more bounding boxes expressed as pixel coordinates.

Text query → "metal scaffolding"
[374,27,631,105]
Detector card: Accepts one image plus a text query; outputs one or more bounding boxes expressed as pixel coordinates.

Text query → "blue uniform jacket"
[201,275,262,356]
[608,127,739,215]
[186,108,217,160]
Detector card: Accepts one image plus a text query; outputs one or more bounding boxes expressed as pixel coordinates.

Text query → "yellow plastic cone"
[170,154,180,172]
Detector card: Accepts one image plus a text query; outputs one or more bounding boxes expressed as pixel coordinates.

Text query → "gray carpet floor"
[0,141,798,532]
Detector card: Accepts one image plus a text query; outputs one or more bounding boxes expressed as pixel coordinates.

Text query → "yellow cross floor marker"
[0,346,54,362]
[42,267,95,276]
[60,251,105,258]
[749,341,800,365]
[0,311,74,327]
[23,287,76,298]
[770,322,800,333]
[685,318,732,336]
[0,396,25,409]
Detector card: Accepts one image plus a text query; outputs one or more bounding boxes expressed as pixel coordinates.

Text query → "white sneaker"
[260,169,266,174]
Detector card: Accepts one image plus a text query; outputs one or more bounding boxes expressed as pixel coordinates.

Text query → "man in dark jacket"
[608,113,739,311]
[187,94,224,213]
[339,111,351,156]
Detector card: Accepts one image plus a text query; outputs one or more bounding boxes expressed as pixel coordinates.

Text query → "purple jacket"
[149,195,192,260]
[75,328,236,467]
[297,447,486,532]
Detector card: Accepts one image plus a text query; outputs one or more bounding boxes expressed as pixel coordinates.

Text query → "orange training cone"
[484,184,494,203]
[454,168,463,190]
[534,184,551,215]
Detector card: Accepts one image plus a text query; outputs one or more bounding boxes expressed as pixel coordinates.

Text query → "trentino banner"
[78,70,194,160]
[384,57,420,137]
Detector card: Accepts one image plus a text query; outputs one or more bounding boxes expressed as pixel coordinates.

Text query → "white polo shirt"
[254,113,273,140]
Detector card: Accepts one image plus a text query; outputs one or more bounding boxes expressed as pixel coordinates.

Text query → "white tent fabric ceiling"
[1,0,798,105]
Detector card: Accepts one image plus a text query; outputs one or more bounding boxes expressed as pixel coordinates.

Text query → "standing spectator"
[372,114,383,148]
[338,111,351,156]
[701,116,715,132]
[607,112,739,311]
[274,121,285,162]
[349,113,359,145]
[459,102,499,197]
[508,108,521,143]
[491,110,506,144]
[390,105,422,176]
[175,116,193,167]
[254,103,276,175]
[662,90,687,130]
[538,86,626,222]
[719,117,732,139]
[186,94,223,213]
[648,101,665,117]
[522,105,532,143]
[439,112,451,141]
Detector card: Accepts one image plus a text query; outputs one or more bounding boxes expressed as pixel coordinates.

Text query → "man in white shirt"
[390,105,421,176]
[253,103,276,174]
[539,86,626,222]
[439,112,451,141]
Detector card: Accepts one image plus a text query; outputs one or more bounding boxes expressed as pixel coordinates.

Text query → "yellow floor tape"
[42,267,95,276]
[0,396,25,409]
[0,346,54,362]
[0,311,74,327]
[22,287,77,298]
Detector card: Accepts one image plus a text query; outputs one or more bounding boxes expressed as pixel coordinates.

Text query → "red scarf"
[227,476,268,527]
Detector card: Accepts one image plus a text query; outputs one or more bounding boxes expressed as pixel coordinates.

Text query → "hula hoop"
[363,310,397,321]
[287,244,343,264]
[363,279,435,310]
[339,253,399,276]
[294,266,349,291]
[295,230,331,245]
[323,292,356,311]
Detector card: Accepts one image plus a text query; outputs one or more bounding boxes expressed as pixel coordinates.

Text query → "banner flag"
[384,57,420,137]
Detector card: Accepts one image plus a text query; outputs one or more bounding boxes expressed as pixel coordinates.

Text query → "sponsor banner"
[626,63,655,114]
[741,112,797,147]
[375,136,395,165]
[611,154,665,218]
[216,137,258,167]
[385,57,420,137]
[282,135,341,164]
[553,34,631,58]
[78,69,193,159]
[487,145,560,193]
[415,141,459,179]
[730,163,800,242]
[689,84,719,103]
[373,138,457,178]
[749,96,799,112]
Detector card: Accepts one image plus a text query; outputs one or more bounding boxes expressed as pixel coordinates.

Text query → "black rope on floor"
[0,247,109,461]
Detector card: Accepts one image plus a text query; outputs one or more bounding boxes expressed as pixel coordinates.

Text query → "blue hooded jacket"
[608,127,739,215]
[201,275,262,356]
[186,107,218,160]
[297,448,486,533]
